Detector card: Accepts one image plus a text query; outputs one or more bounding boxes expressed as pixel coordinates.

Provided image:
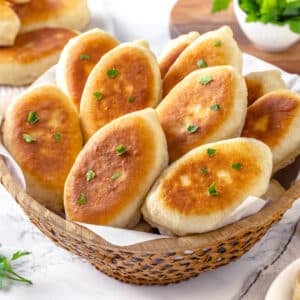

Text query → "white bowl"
[265,258,300,300]
[233,0,300,52]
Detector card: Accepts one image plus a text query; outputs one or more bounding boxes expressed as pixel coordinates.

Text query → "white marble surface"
[1,1,300,299]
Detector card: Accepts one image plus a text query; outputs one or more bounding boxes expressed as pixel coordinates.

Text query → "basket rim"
[1,155,299,254]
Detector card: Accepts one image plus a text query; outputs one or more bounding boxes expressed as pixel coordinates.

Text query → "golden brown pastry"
[142,138,272,236]
[10,0,90,33]
[162,26,242,96]
[2,84,82,214]
[242,89,300,173]
[80,40,162,140]
[56,28,119,112]
[262,180,285,202]
[244,70,286,105]
[0,0,20,46]
[64,108,168,228]
[294,271,300,300]
[159,31,200,79]
[0,27,77,85]
[157,65,247,162]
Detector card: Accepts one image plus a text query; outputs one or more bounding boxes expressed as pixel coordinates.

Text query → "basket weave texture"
[1,156,299,285]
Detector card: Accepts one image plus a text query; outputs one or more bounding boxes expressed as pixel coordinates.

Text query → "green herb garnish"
[197,59,208,68]
[128,96,135,103]
[214,40,222,47]
[232,162,243,170]
[86,170,95,182]
[79,54,90,60]
[211,0,231,13]
[22,133,36,143]
[77,193,87,205]
[27,111,39,124]
[0,245,32,287]
[111,172,121,181]
[201,167,208,176]
[207,148,216,157]
[116,145,127,156]
[208,183,218,196]
[199,76,213,85]
[210,104,220,111]
[107,68,119,78]
[53,132,61,142]
[187,125,199,134]
[93,91,103,101]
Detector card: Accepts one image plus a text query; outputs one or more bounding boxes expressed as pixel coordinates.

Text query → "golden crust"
[10,0,89,32]
[64,109,168,227]
[242,90,300,149]
[162,26,242,96]
[57,29,119,111]
[0,27,77,64]
[2,84,82,214]
[157,66,247,162]
[80,42,162,140]
[159,32,200,79]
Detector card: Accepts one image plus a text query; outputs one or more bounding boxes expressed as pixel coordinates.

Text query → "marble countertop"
[1,1,300,299]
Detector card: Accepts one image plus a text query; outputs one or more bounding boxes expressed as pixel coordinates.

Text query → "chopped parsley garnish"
[27,111,39,124]
[86,170,95,182]
[210,104,220,111]
[197,59,208,68]
[208,183,218,196]
[214,40,222,47]
[77,193,87,205]
[107,68,119,78]
[207,148,216,157]
[128,96,135,103]
[22,133,36,143]
[79,54,90,60]
[232,162,243,170]
[93,91,103,101]
[201,167,208,175]
[187,125,199,134]
[116,145,127,156]
[199,76,213,85]
[111,172,121,181]
[53,132,61,142]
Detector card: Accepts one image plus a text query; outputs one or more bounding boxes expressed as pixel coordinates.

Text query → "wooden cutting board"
[170,0,300,74]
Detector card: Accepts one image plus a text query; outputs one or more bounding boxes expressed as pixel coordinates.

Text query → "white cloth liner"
[0,53,299,246]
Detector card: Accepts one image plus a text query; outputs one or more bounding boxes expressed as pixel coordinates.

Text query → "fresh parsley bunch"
[212,0,300,33]
[0,244,32,288]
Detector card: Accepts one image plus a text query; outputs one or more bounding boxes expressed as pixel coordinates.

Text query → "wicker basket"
[1,156,299,285]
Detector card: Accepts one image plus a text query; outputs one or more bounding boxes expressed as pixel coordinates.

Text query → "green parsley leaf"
[214,40,222,47]
[86,170,95,182]
[53,132,61,142]
[128,96,135,103]
[111,172,121,181]
[187,125,199,134]
[207,148,216,157]
[107,68,119,78]
[0,247,32,286]
[11,251,31,261]
[208,183,218,196]
[232,162,243,170]
[22,133,36,143]
[211,0,231,13]
[27,111,39,124]
[197,59,208,68]
[199,76,213,85]
[210,104,220,111]
[77,193,87,205]
[79,54,90,60]
[93,91,103,101]
[201,167,208,175]
[116,145,127,156]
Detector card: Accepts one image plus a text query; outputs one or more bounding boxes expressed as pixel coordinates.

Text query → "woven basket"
[1,156,299,285]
